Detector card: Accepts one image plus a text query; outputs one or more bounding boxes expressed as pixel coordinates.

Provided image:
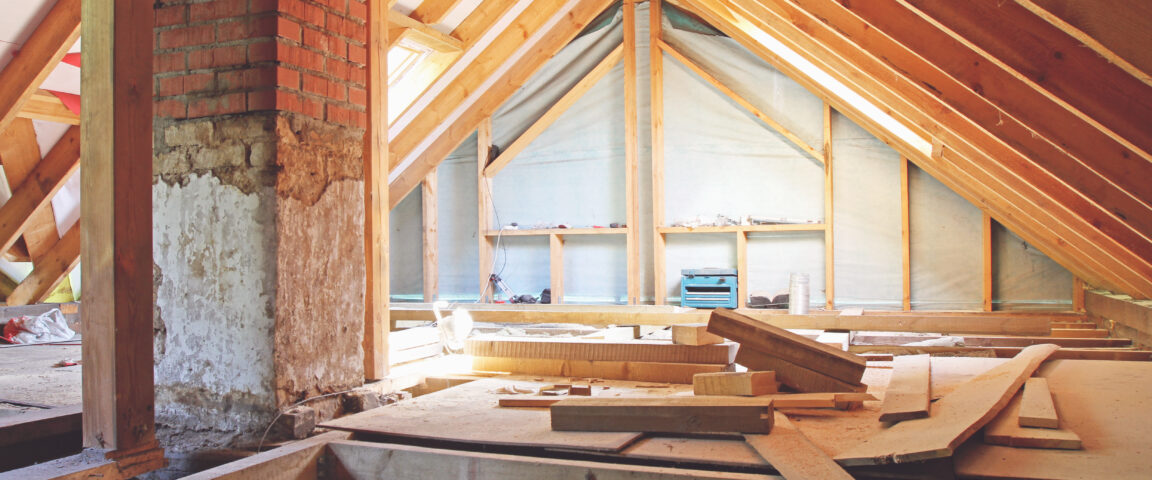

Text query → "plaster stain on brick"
[274,114,364,206]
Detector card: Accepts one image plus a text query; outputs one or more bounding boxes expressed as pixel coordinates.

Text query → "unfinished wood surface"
[483,45,623,177]
[983,392,1081,450]
[421,169,437,302]
[16,90,79,125]
[650,0,666,306]
[550,396,775,434]
[1018,377,1059,429]
[0,0,80,134]
[181,431,351,480]
[901,157,911,311]
[956,359,1152,478]
[736,232,748,308]
[450,0,519,46]
[744,413,852,480]
[0,117,62,266]
[623,0,639,305]
[473,356,733,384]
[823,102,834,310]
[0,404,81,449]
[835,344,1059,466]
[878,354,930,423]
[466,337,737,364]
[852,334,1127,349]
[671,324,723,345]
[326,439,775,480]
[81,0,159,455]
[983,213,993,312]
[693,371,777,396]
[321,378,642,452]
[1018,0,1152,85]
[6,222,79,306]
[0,126,79,258]
[736,348,867,393]
[406,0,466,31]
[476,118,493,301]
[708,309,866,384]
[549,233,563,304]
[850,345,1152,362]
[388,10,463,52]
[363,0,389,379]
[1049,328,1109,338]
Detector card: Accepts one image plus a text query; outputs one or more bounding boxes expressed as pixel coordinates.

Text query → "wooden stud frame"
[624,0,641,305]
[984,212,994,312]
[901,157,911,311]
[422,168,438,302]
[364,0,389,379]
[823,103,834,309]
[651,0,667,305]
[477,118,494,302]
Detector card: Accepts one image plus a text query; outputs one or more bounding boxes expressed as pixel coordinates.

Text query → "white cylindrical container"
[788,273,810,315]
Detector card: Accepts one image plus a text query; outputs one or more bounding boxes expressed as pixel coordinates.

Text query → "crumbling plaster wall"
[152,112,365,455]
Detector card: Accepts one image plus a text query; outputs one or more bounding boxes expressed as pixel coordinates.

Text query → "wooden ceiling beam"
[6,222,78,306]
[836,0,1152,241]
[483,44,624,177]
[451,0,519,46]
[409,0,466,26]
[388,0,617,208]
[17,90,80,125]
[671,0,1149,296]
[0,0,81,135]
[0,118,63,265]
[0,125,79,263]
[388,10,463,51]
[1017,0,1152,86]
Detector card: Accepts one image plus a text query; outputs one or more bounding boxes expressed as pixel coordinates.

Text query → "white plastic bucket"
[788,273,810,315]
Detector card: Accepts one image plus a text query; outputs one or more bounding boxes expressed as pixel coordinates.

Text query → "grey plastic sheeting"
[388,2,1071,309]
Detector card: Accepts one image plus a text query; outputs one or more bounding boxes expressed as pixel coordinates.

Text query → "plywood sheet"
[320,378,641,453]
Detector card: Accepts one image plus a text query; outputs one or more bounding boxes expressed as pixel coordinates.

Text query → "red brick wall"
[154,0,367,128]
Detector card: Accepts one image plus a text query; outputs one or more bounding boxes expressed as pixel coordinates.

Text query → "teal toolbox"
[680,268,738,308]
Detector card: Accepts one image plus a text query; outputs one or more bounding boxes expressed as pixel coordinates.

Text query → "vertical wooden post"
[737,232,748,308]
[80,0,158,453]
[550,233,564,304]
[477,118,494,302]
[1072,277,1085,312]
[623,0,640,305]
[364,0,389,379]
[901,157,911,311]
[422,169,438,302]
[983,212,994,312]
[650,0,666,305]
[823,103,834,310]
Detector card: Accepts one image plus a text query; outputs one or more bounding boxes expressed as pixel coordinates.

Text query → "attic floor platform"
[310,357,1151,479]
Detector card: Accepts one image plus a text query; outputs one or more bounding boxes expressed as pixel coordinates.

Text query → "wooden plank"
[983,213,993,312]
[0,0,80,134]
[483,45,623,176]
[0,404,81,449]
[834,344,1059,466]
[624,0,639,305]
[6,222,79,306]
[320,379,641,452]
[901,157,910,311]
[466,337,737,364]
[693,371,777,396]
[823,102,834,310]
[658,224,825,233]
[984,391,1081,450]
[1072,277,1085,312]
[0,126,78,259]
[1016,0,1152,85]
[736,348,867,393]
[550,396,775,434]
[181,431,351,480]
[363,0,389,379]
[849,345,1152,361]
[421,169,437,302]
[477,118,493,301]
[658,40,822,163]
[388,0,616,208]
[473,357,733,384]
[484,227,628,236]
[451,0,520,46]
[325,439,775,479]
[736,232,748,308]
[549,233,563,304]
[852,334,1128,349]
[672,324,724,346]
[502,392,872,409]
[1018,377,1059,429]
[407,0,466,26]
[388,10,463,51]
[878,354,930,423]
[707,309,866,384]
[744,413,853,480]
[651,0,666,306]
[17,90,80,125]
[81,0,158,456]
[0,117,60,264]
[1049,328,1109,338]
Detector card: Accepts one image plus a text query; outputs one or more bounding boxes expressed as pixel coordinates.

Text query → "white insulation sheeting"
[388,2,1071,309]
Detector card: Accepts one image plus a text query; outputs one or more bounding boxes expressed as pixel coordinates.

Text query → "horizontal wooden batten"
[484,227,628,236]
[658,224,825,234]
[466,337,737,364]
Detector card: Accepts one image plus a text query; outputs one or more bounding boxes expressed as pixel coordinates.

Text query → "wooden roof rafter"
[388,10,464,52]
[409,0,468,26]
[1015,0,1152,87]
[0,125,79,269]
[17,90,80,125]
[669,0,1152,297]
[389,0,618,208]
[483,43,625,177]
[0,0,81,135]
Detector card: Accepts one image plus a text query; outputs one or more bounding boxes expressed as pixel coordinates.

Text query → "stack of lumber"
[389,326,443,365]
[707,309,867,392]
[467,336,737,384]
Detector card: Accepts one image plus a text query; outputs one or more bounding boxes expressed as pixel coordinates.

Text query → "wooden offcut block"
[985,391,1082,450]
[550,397,774,434]
[1019,377,1059,429]
[693,371,778,396]
[735,347,867,393]
[672,324,724,345]
[708,309,866,384]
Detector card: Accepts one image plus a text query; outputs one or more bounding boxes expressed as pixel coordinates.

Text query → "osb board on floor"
[955,359,1152,479]
[319,377,688,453]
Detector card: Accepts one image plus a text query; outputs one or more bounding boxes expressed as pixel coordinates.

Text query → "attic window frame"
[388,38,434,86]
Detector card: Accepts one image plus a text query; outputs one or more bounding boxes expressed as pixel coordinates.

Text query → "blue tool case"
[680,268,738,308]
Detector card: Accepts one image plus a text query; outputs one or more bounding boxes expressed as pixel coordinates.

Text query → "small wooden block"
[736,348,867,393]
[672,324,724,345]
[985,391,1082,450]
[1019,377,1059,429]
[693,371,778,396]
[550,396,775,434]
[569,385,593,396]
